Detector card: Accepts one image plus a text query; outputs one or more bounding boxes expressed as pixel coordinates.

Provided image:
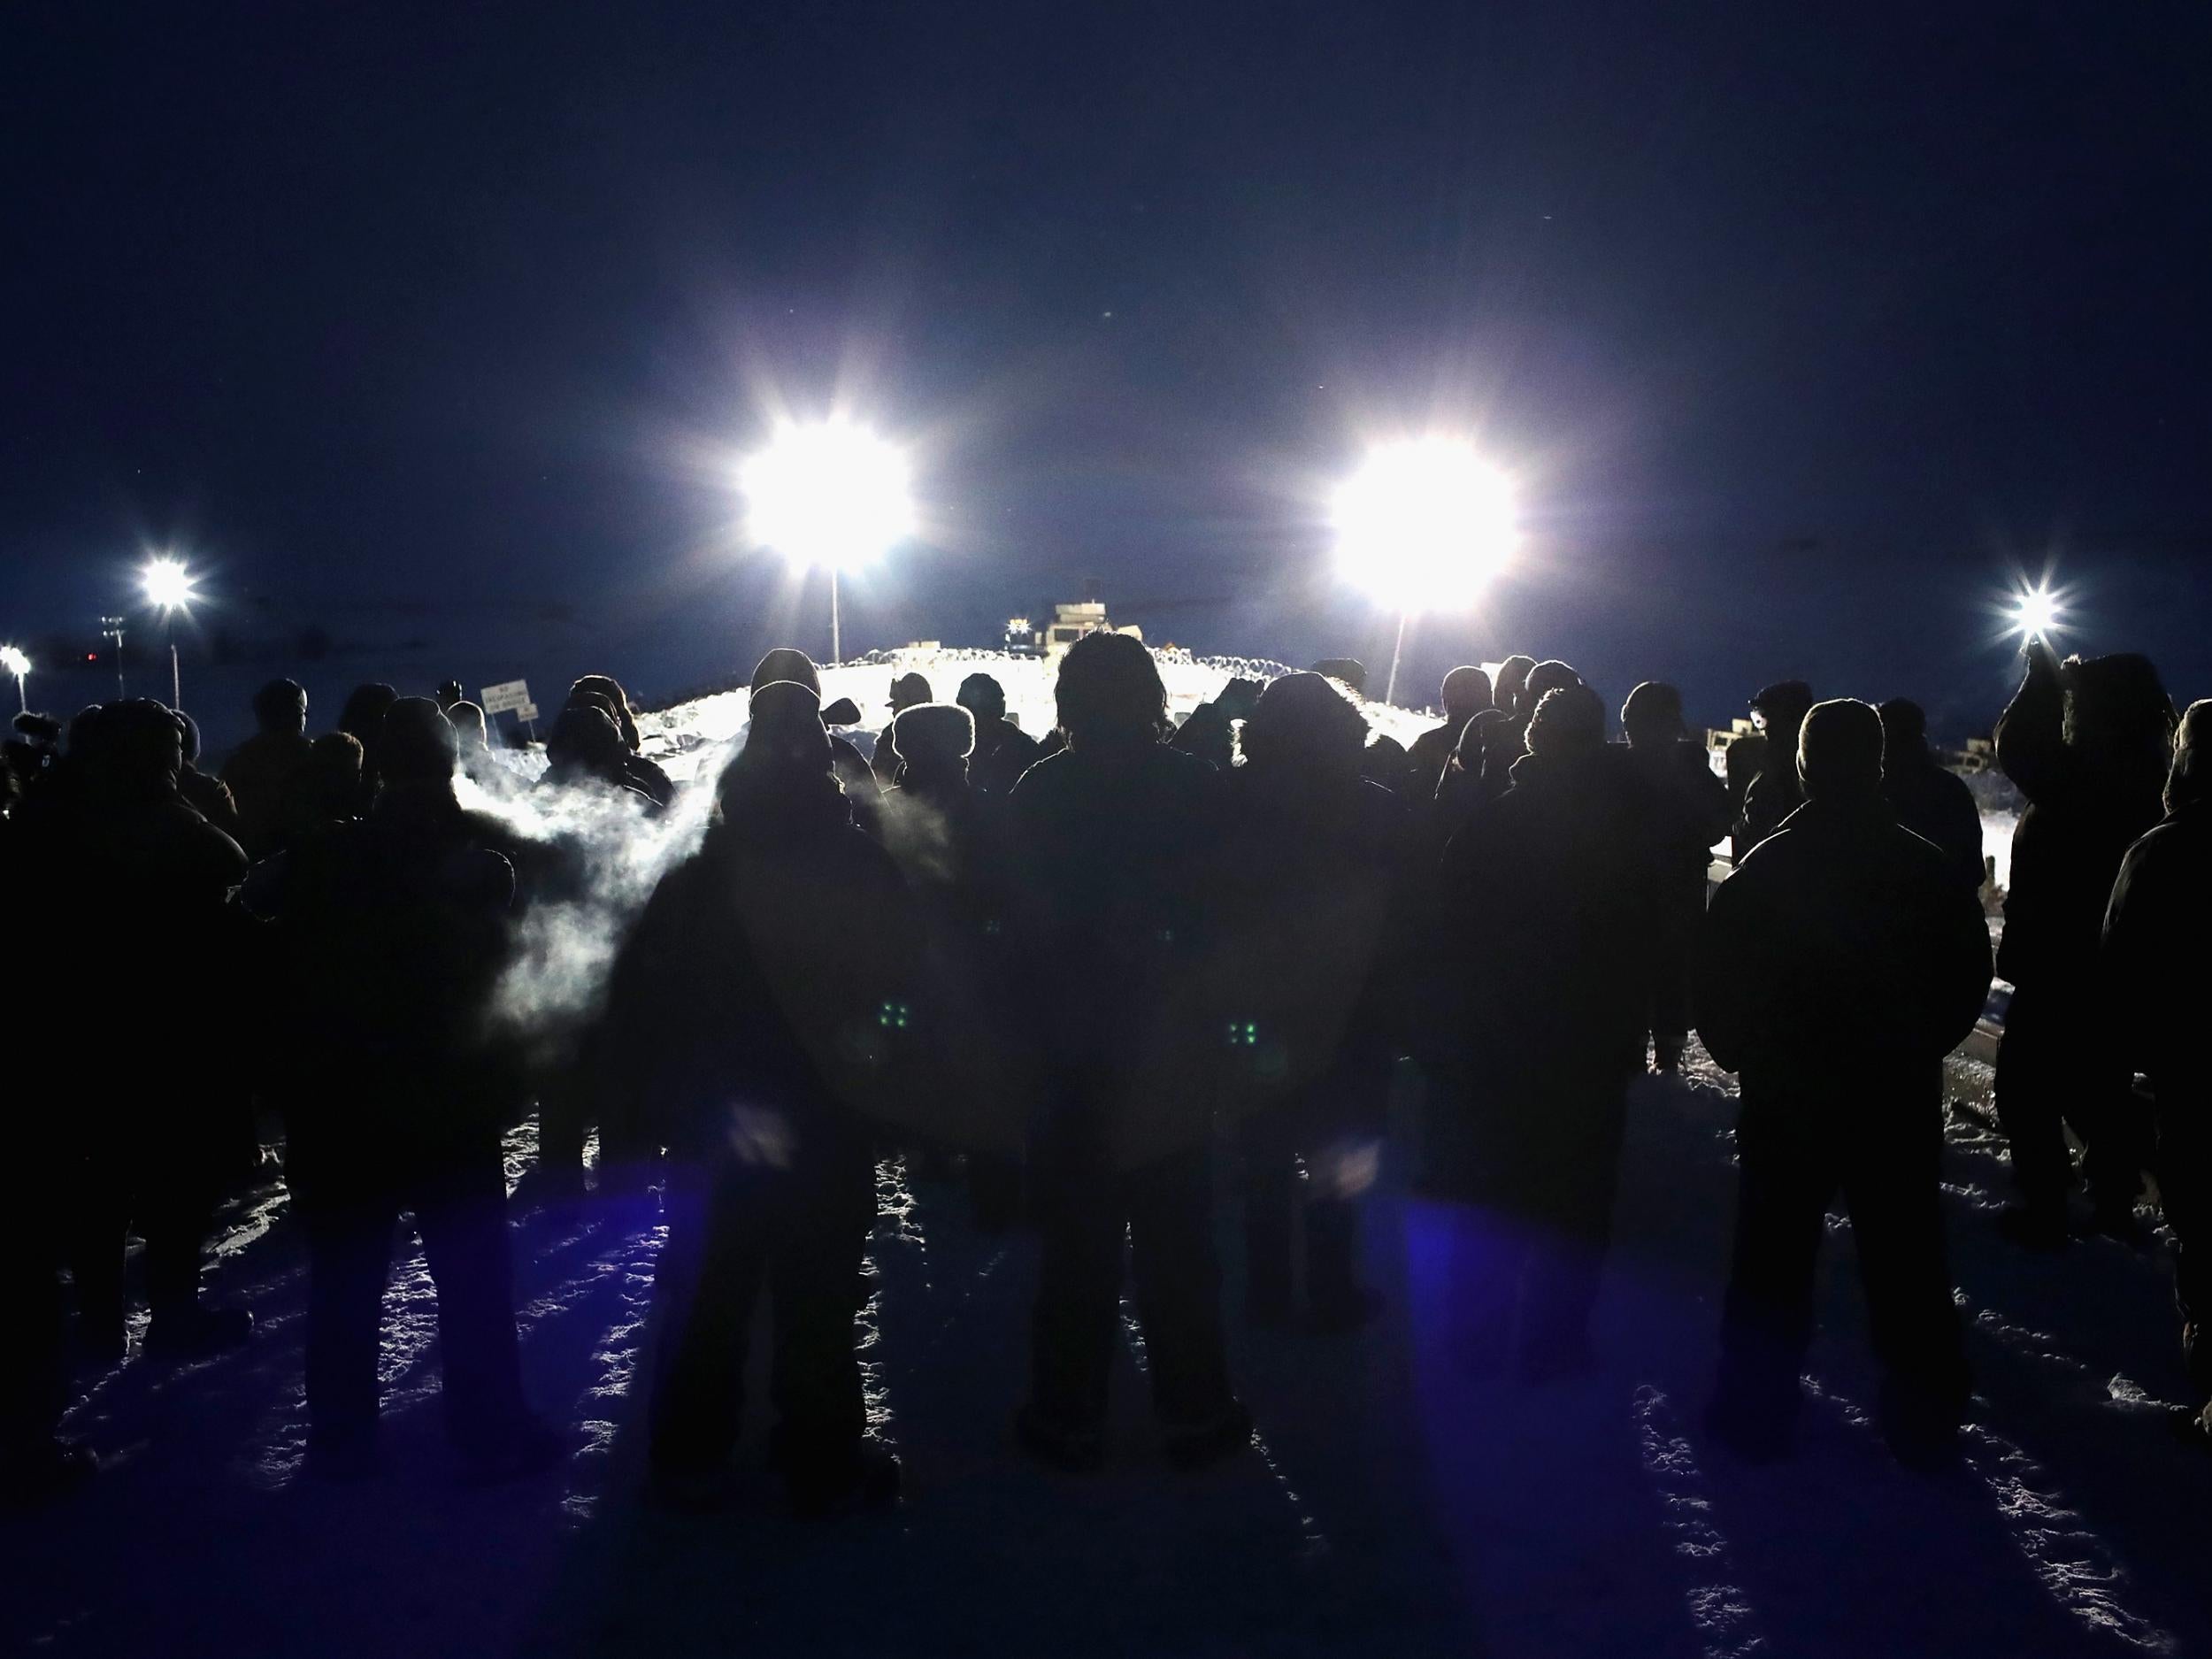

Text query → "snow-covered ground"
[4,656,2177,1659]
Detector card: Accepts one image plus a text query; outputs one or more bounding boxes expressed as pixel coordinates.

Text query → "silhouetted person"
[570,673,674,808]
[0,802,95,1503]
[336,681,399,813]
[445,700,514,795]
[173,709,244,846]
[881,702,1028,1226]
[1170,675,1261,772]
[1360,733,1409,792]
[753,649,877,804]
[604,680,910,1515]
[275,698,557,1481]
[1432,685,1656,1378]
[957,672,1042,796]
[1993,642,2174,1246]
[1310,657,1368,695]
[1402,666,1494,800]
[1492,654,1537,722]
[2102,702,2212,1445]
[1698,699,1990,1468]
[874,671,933,786]
[520,704,661,1200]
[1486,659,1586,795]
[1008,631,1247,1471]
[20,702,253,1363]
[1217,673,1409,1332]
[1732,680,1814,860]
[1622,682,1732,1071]
[223,680,317,856]
[1878,698,1985,894]
[541,703,658,810]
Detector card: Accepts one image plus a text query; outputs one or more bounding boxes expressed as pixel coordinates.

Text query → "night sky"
[6,3,2208,735]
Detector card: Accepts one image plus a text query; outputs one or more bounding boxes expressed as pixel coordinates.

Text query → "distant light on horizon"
[1333,438,1516,612]
[142,556,198,612]
[740,419,914,573]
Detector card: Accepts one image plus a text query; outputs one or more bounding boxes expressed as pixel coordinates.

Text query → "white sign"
[480,679,531,715]
[512,701,539,723]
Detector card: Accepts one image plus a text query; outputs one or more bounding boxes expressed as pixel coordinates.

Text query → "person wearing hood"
[1402,666,1493,801]
[956,672,1043,796]
[1993,642,2175,1246]
[540,703,660,813]
[1731,680,1815,861]
[1621,682,1732,1072]
[569,674,675,809]
[751,649,879,804]
[2101,701,2212,1448]
[602,678,912,1515]
[273,698,558,1482]
[1878,699,1985,895]
[1697,700,1991,1468]
[1215,673,1411,1333]
[1429,684,1657,1379]
[1006,631,1248,1472]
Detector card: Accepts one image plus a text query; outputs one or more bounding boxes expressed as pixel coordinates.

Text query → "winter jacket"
[601,764,920,1159]
[1007,735,1225,1168]
[2103,801,2212,1113]
[1696,796,1990,1095]
[968,716,1043,797]
[222,730,317,857]
[1995,663,2165,987]
[1883,752,1985,895]
[1210,764,1414,1129]
[1443,744,1661,1087]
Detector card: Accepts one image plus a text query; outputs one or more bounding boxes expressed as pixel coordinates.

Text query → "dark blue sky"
[5,2,2208,733]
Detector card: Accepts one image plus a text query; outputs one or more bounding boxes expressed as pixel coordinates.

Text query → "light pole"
[100,616,127,700]
[740,418,913,667]
[1333,437,1517,705]
[141,557,198,708]
[0,645,27,713]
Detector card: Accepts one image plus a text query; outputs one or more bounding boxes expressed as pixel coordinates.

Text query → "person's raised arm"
[1994,641,2068,805]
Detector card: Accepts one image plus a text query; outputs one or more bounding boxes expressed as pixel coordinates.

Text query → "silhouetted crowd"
[4,632,2206,1517]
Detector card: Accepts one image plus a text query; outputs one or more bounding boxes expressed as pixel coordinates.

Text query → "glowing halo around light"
[0,645,28,680]
[739,419,914,573]
[142,556,199,612]
[1333,438,1517,612]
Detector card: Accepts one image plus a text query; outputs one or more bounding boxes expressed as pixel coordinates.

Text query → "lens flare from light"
[739,419,914,573]
[1333,439,1516,611]
[2013,583,2060,643]
[142,557,198,612]
[0,645,27,679]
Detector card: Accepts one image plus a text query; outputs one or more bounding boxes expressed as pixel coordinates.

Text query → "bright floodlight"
[1333,438,1516,611]
[2012,583,2060,643]
[740,419,913,572]
[0,645,27,679]
[142,556,198,612]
